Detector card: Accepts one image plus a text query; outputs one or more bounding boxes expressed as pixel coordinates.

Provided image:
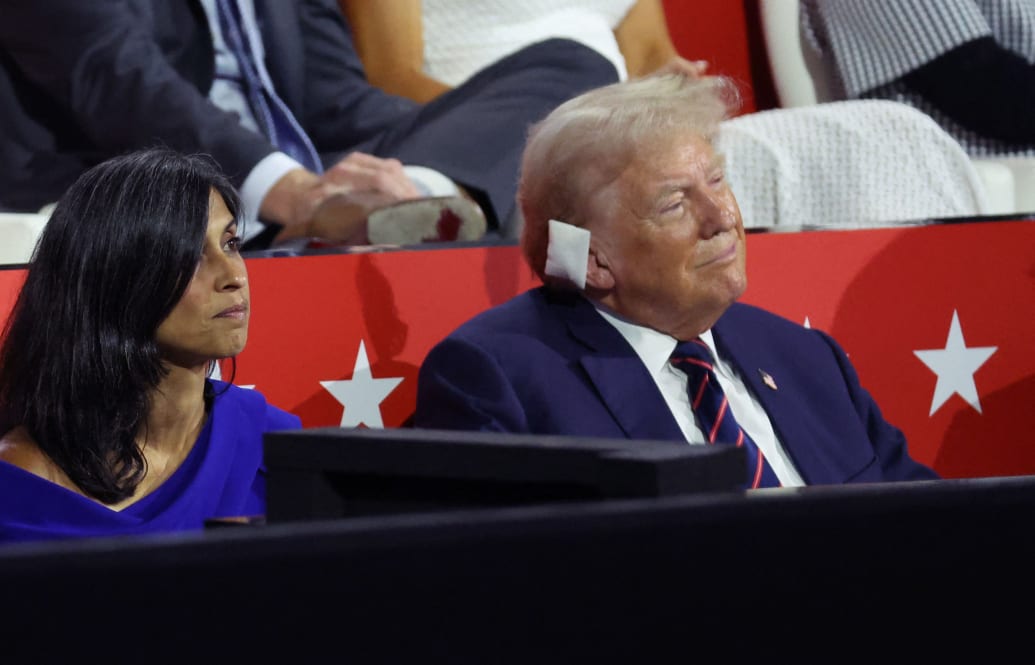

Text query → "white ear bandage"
[544,219,591,289]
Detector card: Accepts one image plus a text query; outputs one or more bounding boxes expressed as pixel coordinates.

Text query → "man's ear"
[585,243,615,290]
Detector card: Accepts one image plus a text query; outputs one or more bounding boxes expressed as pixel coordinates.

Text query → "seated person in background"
[0,148,301,544]
[414,73,939,489]
[800,0,1035,158]
[342,0,991,232]
[0,0,618,247]
[341,0,707,104]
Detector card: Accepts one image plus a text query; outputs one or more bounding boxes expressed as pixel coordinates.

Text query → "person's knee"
[510,38,621,86]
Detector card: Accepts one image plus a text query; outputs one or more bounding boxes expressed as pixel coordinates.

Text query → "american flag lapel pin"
[758,369,778,391]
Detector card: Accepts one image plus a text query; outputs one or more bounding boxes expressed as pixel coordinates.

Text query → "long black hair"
[0,148,241,504]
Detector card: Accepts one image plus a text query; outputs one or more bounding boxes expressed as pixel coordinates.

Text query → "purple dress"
[0,381,301,544]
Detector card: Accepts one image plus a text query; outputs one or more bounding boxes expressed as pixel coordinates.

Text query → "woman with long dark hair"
[0,147,300,542]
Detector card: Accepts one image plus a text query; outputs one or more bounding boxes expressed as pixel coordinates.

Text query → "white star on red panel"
[913,310,997,416]
[321,340,404,428]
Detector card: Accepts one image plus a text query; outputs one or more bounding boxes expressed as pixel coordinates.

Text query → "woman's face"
[155,190,249,370]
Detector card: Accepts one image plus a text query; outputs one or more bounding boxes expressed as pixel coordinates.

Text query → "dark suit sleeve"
[414,336,530,433]
[818,329,940,481]
[0,0,275,186]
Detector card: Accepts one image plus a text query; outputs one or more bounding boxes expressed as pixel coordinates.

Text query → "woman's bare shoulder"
[0,426,62,480]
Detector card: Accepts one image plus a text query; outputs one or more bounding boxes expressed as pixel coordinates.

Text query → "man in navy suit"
[414,73,938,488]
[0,0,617,246]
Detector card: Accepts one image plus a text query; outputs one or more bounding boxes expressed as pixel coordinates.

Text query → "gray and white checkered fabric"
[800,0,1035,158]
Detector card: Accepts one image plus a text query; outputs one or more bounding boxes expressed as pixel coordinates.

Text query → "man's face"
[588,131,746,339]
[155,190,250,370]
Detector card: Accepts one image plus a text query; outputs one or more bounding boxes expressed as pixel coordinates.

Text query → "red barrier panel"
[663,0,761,111]
[2,220,1032,478]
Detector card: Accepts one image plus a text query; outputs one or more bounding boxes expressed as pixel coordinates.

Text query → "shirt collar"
[591,300,719,377]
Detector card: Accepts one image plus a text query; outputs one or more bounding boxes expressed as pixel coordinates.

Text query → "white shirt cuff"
[240,152,304,243]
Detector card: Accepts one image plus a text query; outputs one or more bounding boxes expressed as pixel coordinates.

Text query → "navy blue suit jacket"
[415,287,938,485]
[0,0,616,225]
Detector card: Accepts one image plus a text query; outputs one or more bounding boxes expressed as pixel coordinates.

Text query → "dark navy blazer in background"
[0,0,617,226]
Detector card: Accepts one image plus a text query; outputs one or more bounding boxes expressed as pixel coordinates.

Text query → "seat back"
[759,0,844,106]
[759,0,820,107]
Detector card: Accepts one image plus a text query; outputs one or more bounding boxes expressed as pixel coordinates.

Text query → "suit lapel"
[557,295,686,443]
[252,0,305,110]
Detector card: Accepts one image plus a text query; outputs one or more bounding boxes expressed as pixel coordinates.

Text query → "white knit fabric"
[421,0,636,84]
[717,99,992,228]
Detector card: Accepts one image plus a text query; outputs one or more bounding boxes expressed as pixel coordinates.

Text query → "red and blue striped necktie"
[670,338,781,489]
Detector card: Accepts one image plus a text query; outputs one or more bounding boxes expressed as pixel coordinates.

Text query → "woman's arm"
[614,0,706,79]
[338,0,452,102]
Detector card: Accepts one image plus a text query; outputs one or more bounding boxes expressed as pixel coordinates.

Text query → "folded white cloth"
[718,99,992,228]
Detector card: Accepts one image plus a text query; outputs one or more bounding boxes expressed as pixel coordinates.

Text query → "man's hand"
[265,152,424,245]
[322,152,422,199]
[299,187,403,245]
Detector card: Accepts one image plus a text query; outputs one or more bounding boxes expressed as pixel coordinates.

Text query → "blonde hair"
[518,74,741,281]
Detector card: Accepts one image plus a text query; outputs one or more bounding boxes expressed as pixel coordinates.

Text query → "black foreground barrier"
[263,427,746,521]
[2,476,1035,662]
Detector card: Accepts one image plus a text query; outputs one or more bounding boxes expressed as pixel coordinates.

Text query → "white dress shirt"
[594,304,805,487]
